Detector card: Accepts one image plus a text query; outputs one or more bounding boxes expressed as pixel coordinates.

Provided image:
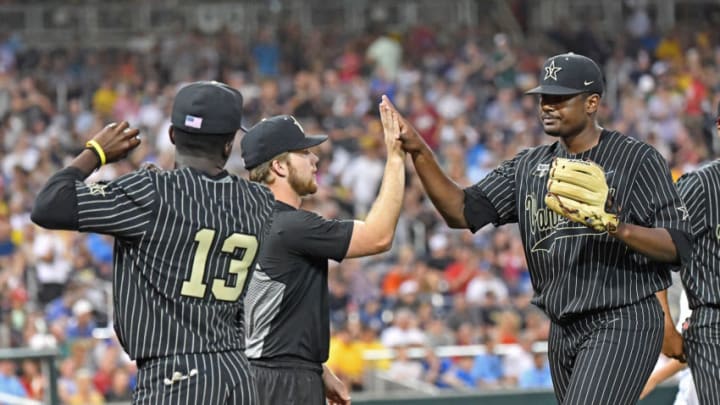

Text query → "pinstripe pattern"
[548,296,663,404]
[464,130,688,402]
[472,130,686,321]
[676,160,720,405]
[676,161,720,309]
[133,351,258,404]
[684,306,720,405]
[75,167,274,403]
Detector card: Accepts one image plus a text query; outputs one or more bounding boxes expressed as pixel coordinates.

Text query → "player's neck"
[174,155,226,177]
[268,182,302,208]
[560,124,603,155]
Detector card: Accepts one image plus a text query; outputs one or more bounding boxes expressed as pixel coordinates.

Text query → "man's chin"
[543,127,562,137]
[297,183,318,197]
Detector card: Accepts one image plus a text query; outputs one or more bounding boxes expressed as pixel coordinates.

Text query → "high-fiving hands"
[378,95,428,157]
[379,95,405,159]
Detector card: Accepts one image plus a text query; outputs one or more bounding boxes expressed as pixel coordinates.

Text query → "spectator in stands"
[518,353,553,389]
[66,299,96,341]
[501,332,535,386]
[424,318,455,347]
[366,26,403,81]
[356,325,390,373]
[470,337,504,389]
[465,265,509,306]
[381,244,416,300]
[380,308,426,348]
[67,368,104,405]
[386,345,423,381]
[104,368,132,402]
[0,360,28,401]
[443,356,476,389]
[31,227,73,305]
[358,298,385,332]
[327,325,365,391]
[443,245,478,295]
[453,322,476,347]
[425,232,454,271]
[395,279,422,313]
[420,348,453,388]
[57,358,77,403]
[19,359,44,401]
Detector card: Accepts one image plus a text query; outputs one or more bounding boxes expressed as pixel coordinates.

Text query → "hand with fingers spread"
[87,121,142,165]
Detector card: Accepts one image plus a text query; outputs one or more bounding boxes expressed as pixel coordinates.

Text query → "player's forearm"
[612,224,679,263]
[649,358,687,384]
[322,364,334,379]
[356,155,405,253]
[657,289,679,333]
[69,149,102,177]
[656,290,674,324]
[31,166,87,230]
[411,147,467,228]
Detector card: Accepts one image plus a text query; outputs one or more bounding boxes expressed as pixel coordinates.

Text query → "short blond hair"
[248,152,289,185]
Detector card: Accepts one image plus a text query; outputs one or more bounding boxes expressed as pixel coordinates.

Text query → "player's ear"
[222,139,234,160]
[168,127,176,145]
[585,93,600,114]
[270,159,288,178]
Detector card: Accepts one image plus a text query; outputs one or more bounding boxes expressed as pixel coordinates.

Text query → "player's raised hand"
[88,121,142,164]
[380,95,427,157]
[379,95,404,159]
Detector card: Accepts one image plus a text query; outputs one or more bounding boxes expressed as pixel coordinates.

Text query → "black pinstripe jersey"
[75,167,274,360]
[465,130,690,323]
[676,160,720,309]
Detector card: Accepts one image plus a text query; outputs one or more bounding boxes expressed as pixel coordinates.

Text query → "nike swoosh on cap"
[584,81,594,86]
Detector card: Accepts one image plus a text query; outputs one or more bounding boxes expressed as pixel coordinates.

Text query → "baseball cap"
[171,81,246,134]
[241,115,328,170]
[526,53,604,96]
[72,299,93,316]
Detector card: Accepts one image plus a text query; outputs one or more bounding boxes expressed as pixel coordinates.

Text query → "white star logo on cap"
[544,60,562,81]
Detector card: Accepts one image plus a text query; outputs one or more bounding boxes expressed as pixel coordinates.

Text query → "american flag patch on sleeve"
[185,115,203,129]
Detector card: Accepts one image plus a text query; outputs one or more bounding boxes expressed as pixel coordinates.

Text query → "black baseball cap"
[241,115,328,170]
[171,81,247,134]
[526,53,604,96]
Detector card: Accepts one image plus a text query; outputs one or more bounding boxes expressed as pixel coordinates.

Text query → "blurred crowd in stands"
[1,5,719,402]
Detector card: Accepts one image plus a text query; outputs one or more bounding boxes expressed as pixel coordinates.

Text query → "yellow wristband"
[85,140,107,166]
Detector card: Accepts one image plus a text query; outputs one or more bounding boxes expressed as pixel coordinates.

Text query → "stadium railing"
[0,347,59,405]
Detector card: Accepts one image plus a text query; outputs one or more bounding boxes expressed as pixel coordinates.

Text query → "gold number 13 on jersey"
[181,228,258,302]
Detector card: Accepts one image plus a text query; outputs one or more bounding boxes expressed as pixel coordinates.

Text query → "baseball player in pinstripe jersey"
[385,53,692,404]
[240,97,405,404]
[32,81,272,404]
[674,114,720,405]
